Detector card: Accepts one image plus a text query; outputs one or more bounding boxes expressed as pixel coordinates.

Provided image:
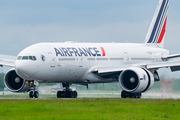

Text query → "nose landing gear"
[57,83,78,98]
[28,81,39,98]
[29,91,39,98]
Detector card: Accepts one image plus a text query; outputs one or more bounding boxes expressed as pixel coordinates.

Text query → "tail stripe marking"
[147,0,168,43]
[157,16,167,43]
[153,1,168,43]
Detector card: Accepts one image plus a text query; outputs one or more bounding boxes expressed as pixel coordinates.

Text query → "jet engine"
[4,68,31,92]
[119,67,154,93]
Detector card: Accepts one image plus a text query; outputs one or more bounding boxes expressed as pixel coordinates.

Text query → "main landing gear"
[57,83,78,98]
[121,90,142,98]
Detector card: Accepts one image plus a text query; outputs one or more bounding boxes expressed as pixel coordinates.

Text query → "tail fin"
[144,0,169,48]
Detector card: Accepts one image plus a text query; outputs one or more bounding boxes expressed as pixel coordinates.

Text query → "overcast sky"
[0,0,180,76]
[0,0,180,55]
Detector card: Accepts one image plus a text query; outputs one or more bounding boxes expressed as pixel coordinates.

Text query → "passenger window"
[17,56,22,60]
[22,56,28,60]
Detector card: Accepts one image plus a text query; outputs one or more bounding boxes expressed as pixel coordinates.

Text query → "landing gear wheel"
[70,91,75,98]
[121,91,142,99]
[29,91,34,98]
[34,91,39,98]
[57,91,62,98]
[121,91,129,98]
[74,91,78,98]
[138,93,142,98]
[66,91,71,98]
[62,91,66,97]
[57,83,78,98]
[57,90,78,98]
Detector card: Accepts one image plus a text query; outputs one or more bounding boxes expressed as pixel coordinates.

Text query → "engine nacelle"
[4,68,31,92]
[119,67,154,93]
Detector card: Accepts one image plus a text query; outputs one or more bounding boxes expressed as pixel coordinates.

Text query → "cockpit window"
[32,56,37,60]
[17,56,37,61]
[17,56,22,60]
[22,56,28,60]
[29,56,37,61]
[29,56,33,60]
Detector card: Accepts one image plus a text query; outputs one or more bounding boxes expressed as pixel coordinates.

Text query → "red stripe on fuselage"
[157,16,167,43]
[100,47,106,56]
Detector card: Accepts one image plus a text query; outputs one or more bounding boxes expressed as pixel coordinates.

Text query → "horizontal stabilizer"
[162,54,180,60]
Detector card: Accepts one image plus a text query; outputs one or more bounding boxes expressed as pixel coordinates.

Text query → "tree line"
[0,73,5,91]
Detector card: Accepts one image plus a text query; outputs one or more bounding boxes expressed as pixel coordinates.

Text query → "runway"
[0,91,180,99]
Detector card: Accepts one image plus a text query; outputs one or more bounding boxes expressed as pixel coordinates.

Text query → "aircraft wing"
[147,60,180,72]
[91,65,132,78]
[91,60,180,78]
[0,54,16,67]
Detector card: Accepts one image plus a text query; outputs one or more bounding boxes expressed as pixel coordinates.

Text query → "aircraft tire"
[70,91,75,98]
[121,91,129,98]
[34,91,39,98]
[65,91,70,98]
[57,91,62,98]
[29,91,34,98]
[138,93,142,98]
[133,93,141,98]
[121,91,141,99]
[74,91,78,98]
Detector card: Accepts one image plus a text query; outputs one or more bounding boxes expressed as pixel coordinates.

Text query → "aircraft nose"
[15,60,29,79]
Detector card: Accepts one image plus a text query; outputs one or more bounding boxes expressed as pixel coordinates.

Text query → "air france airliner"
[1,0,179,98]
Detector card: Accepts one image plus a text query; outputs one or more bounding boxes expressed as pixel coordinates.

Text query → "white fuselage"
[15,42,170,83]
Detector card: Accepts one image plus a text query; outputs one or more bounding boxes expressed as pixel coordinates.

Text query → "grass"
[0,98,180,120]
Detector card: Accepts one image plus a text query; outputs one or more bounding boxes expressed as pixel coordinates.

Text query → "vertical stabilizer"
[144,0,169,48]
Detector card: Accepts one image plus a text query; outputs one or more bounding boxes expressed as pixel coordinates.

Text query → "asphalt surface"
[0,92,180,99]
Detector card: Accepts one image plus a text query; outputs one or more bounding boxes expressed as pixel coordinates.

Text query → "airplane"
[0,0,179,98]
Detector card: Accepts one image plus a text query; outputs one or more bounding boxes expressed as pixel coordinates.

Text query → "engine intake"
[119,67,154,93]
[4,68,31,92]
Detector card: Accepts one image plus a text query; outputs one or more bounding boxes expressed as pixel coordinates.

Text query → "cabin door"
[49,53,56,67]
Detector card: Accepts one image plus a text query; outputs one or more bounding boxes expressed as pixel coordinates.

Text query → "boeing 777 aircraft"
[1,0,179,98]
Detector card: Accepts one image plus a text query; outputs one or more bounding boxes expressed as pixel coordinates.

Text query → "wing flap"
[170,66,180,72]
